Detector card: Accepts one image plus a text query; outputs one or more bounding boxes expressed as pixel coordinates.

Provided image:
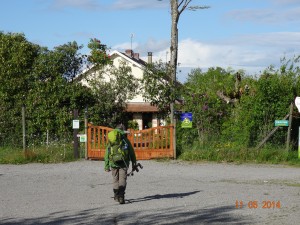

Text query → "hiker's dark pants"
[112,167,127,194]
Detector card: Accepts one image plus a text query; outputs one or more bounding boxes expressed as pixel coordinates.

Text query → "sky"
[1,0,300,82]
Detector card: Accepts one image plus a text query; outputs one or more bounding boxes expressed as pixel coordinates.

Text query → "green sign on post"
[80,134,86,143]
[274,120,289,127]
[77,134,86,142]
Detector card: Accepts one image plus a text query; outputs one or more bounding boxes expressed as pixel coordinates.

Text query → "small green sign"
[79,134,86,143]
[274,120,289,127]
[182,118,192,128]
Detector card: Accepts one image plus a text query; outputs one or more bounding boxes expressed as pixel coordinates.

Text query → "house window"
[142,113,152,129]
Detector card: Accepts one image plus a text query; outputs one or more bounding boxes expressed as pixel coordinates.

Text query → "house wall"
[152,113,158,127]
[78,50,164,130]
[132,113,161,130]
[80,55,145,103]
[133,113,143,130]
[112,55,144,102]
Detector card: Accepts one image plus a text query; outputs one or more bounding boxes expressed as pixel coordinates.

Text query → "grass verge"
[0,144,80,164]
[178,146,300,167]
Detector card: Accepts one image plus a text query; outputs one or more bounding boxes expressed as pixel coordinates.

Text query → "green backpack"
[107,129,129,163]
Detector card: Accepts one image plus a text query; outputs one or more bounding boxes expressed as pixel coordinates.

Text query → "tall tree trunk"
[170,0,179,125]
[170,0,191,158]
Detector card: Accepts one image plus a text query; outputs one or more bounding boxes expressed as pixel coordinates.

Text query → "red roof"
[125,103,159,112]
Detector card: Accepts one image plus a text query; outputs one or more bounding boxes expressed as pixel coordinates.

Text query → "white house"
[79,49,165,130]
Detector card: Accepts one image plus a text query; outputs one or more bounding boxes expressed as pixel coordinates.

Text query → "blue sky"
[1,0,300,82]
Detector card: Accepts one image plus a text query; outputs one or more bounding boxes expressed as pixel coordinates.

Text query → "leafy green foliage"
[181,67,232,146]
[0,32,40,145]
[87,38,112,68]
[0,32,93,147]
[179,61,300,160]
[1,31,300,165]
[178,145,300,166]
[141,61,174,118]
[128,120,139,130]
[86,60,139,127]
[54,41,85,82]
[0,144,75,164]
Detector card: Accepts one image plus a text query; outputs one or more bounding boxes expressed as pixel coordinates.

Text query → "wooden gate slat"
[87,124,174,160]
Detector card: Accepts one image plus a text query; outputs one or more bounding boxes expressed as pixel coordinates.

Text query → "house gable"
[77,49,163,130]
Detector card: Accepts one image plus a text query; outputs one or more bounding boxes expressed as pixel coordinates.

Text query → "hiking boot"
[113,189,119,202]
[118,196,125,204]
[118,186,125,204]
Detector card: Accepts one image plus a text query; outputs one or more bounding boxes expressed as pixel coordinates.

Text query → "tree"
[182,67,232,146]
[169,0,209,156]
[26,42,94,143]
[54,41,85,82]
[87,60,139,127]
[87,38,112,69]
[216,72,245,104]
[83,38,138,127]
[0,32,39,146]
[169,0,209,114]
[141,60,173,118]
[0,32,95,146]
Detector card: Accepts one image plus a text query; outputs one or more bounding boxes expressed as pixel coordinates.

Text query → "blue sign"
[180,112,193,128]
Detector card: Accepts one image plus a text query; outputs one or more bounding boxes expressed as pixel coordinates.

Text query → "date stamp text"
[235,200,281,209]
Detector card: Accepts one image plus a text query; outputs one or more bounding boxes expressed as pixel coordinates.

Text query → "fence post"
[73,109,79,159]
[22,104,26,154]
[85,107,88,159]
[286,102,293,152]
[127,129,134,148]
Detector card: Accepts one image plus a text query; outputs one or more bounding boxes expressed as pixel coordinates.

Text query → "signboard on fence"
[180,112,193,128]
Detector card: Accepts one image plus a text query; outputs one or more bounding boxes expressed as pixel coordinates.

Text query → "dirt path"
[0,160,299,224]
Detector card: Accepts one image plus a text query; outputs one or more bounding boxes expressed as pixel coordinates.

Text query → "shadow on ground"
[127,190,201,203]
[1,204,252,225]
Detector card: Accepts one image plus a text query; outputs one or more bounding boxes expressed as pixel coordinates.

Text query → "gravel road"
[0,160,299,225]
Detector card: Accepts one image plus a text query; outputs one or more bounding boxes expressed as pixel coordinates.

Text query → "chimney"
[134,53,139,60]
[148,52,152,64]
[125,49,133,57]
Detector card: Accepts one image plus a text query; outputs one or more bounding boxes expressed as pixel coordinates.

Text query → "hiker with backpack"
[104,124,137,204]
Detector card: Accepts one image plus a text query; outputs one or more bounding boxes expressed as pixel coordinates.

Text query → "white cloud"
[135,31,300,81]
[49,0,100,10]
[112,0,168,10]
[226,2,300,24]
[112,38,170,57]
[274,0,300,6]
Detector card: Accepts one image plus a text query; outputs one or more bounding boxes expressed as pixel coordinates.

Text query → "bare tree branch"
[216,73,242,105]
[188,5,210,11]
[178,0,192,15]
[216,91,239,104]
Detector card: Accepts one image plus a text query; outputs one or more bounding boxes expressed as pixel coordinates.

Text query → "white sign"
[295,97,300,112]
[72,120,80,129]
[79,134,86,143]
[76,134,86,142]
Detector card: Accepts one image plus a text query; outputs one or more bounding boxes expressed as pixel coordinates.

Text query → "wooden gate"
[87,124,174,160]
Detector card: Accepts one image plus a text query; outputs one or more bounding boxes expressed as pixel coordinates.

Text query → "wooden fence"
[87,124,174,160]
